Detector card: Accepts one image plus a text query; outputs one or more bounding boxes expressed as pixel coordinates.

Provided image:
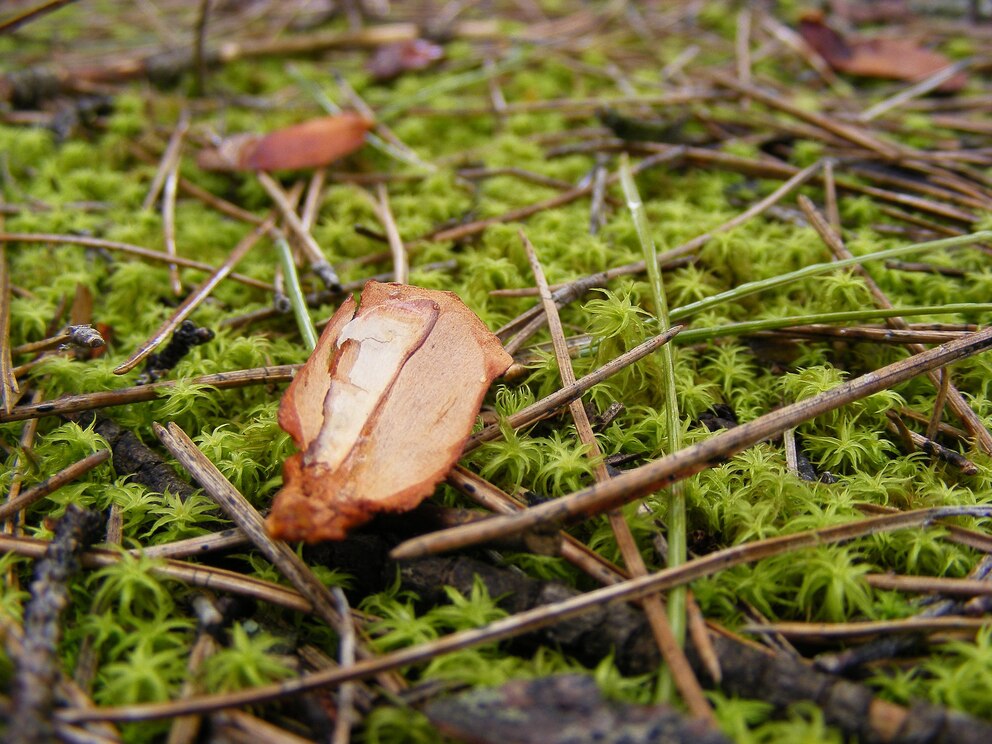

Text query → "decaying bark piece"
[10,504,102,744]
[425,675,731,744]
[268,281,512,541]
[395,554,992,744]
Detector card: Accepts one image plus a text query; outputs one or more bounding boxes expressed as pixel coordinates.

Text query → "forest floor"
[2,1,992,742]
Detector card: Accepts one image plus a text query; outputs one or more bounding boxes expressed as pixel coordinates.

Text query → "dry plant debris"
[1,0,992,742]
[798,11,968,91]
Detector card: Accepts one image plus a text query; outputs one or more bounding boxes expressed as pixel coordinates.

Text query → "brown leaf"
[798,12,966,92]
[367,39,444,81]
[829,0,909,25]
[267,281,512,542]
[197,113,371,172]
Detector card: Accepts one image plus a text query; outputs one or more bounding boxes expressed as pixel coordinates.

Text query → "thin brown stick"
[0,244,17,413]
[797,195,992,454]
[884,260,967,278]
[192,0,212,97]
[744,617,988,641]
[522,231,714,723]
[0,365,296,424]
[372,184,408,284]
[55,506,992,723]
[0,450,109,523]
[866,573,992,597]
[12,325,104,356]
[859,60,973,123]
[211,709,314,744]
[161,126,187,297]
[764,325,970,345]
[408,90,725,118]
[3,411,39,537]
[165,621,218,744]
[0,0,80,33]
[927,368,952,441]
[714,72,901,158]
[466,327,682,450]
[883,414,978,475]
[756,11,841,88]
[257,172,340,289]
[136,528,248,559]
[142,112,190,212]
[0,233,271,291]
[823,159,841,233]
[300,169,326,233]
[153,422,400,692]
[0,533,314,614]
[395,325,992,558]
[735,8,752,105]
[113,216,276,375]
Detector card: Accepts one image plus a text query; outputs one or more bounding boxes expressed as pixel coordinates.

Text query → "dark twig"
[9,504,102,744]
[192,0,212,97]
[72,413,197,500]
[12,325,104,356]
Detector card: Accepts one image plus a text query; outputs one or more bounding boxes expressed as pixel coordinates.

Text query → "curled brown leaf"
[197,113,371,172]
[267,281,512,542]
[798,12,966,92]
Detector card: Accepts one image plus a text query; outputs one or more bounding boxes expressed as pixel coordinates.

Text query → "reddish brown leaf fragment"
[798,12,966,92]
[829,0,909,25]
[245,113,371,171]
[197,114,371,173]
[268,281,512,542]
[368,39,444,81]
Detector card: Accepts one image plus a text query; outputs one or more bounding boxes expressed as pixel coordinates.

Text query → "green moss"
[3,6,992,742]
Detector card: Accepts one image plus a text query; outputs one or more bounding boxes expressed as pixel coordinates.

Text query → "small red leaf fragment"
[267,281,512,542]
[798,12,966,92]
[368,39,444,81]
[245,113,371,171]
[197,114,371,172]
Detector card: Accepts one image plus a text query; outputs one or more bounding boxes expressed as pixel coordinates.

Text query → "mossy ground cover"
[1,1,992,741]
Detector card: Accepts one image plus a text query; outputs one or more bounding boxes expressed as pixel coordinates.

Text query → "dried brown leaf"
[798,12,966,92]
[367,39,444,81]
[268,281,512,542]
[197,114,371,172]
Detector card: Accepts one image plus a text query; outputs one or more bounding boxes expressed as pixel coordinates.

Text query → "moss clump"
[2,3,992,742]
